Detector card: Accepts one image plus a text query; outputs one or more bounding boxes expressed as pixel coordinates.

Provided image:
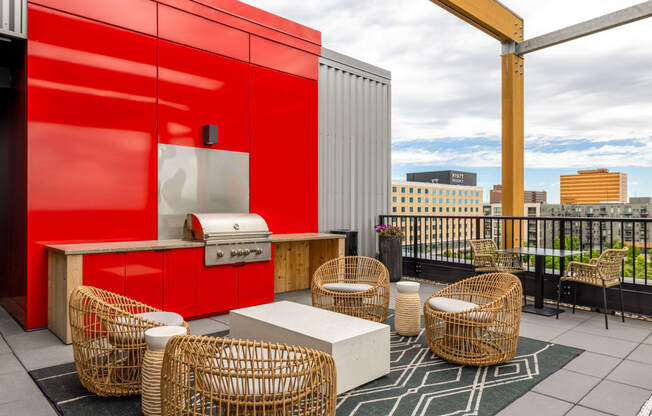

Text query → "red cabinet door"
[125,251,163,309]
[237,261,274,308]
[163,248,200,318]
[83,253,125,295]
[249,65,318,234]
[198,264,238,315]
[158,39,250,152]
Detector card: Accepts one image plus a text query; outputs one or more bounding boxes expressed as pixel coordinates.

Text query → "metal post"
[559,219,566,275]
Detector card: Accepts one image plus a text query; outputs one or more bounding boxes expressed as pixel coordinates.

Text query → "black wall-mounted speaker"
[203,124,218,145]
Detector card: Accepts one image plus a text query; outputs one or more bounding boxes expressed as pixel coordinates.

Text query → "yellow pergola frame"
[430,0,652,231]
[432,0,524,222]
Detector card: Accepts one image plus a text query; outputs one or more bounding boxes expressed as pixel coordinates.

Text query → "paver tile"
[627,343,652,365]
[607,359,652,390]
[496,392,573,416]
[532,369,600,403]
[580,380,651,416]
[552,330,638,358]
[563,351,622,378]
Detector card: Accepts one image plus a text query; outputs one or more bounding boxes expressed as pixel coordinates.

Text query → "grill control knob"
[255,248,263,255]
[243,249,250,256]
[231,249,238,257]
[216,250,224,258]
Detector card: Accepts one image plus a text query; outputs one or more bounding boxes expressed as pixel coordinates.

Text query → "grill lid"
[184,213,270,242]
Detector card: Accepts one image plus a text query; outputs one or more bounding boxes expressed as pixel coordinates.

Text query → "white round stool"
[142,325,187,416]
[395,281,421,336]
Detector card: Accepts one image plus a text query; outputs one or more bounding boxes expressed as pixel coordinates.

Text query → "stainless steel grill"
[184,213,272,266]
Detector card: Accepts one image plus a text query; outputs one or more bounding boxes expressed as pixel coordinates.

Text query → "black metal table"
[498,247,586,316]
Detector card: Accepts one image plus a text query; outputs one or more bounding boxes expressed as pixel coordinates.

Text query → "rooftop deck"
[0,281,650,415]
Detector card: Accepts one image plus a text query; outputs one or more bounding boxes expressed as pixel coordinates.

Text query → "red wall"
[4,0,320,329]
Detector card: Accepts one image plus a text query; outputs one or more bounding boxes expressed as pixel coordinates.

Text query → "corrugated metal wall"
[318,48,391,257]
[0,0,27,39]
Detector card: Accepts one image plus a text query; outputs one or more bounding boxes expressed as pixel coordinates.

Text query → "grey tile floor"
[0,281,650,416]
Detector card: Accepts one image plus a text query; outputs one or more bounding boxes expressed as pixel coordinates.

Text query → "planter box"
[379,235,402,282]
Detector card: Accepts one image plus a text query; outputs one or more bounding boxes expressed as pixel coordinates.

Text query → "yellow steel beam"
[431,0,523,42]
[502,53,525,238]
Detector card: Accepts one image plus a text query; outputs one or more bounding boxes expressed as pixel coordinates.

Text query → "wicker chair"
[469,239,526,304]
[161,335,337,416]
[424,273,522,366]
[311,256,390,323]
[68,286,190,396]
[556,247,628,329]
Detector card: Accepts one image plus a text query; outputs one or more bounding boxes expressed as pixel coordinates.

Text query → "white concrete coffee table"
[229,301,390,394]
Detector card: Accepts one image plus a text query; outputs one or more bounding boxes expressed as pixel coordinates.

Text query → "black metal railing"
[378,214,652,286]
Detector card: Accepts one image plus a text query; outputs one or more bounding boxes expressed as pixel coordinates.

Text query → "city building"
[560,169,627,203]
[406,170,477,186]
[391,179,483,253]
[483,203,542,246]
[489,184,546,203]
[541,198,652,246]
[392,180,483,216]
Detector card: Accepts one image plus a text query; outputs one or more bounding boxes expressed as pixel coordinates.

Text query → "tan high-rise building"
[560,169,627,204]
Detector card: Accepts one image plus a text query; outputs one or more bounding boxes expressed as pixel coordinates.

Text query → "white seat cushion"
[137,311,184,326]
[323,283,373,293]
[397,281,420,294]
[109,312,184,343]
[198,346,308,395]
[428,297,492,322]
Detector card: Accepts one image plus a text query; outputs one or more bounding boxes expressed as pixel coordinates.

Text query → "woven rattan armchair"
[556,247,628,329]
[311,256,390,323]
[68,286,190,396]
[161,335,337,416]
[469,239,524,274]
[469,239,526,304]
[424,273,522,366]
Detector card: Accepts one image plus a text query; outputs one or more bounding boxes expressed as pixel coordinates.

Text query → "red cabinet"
[83,253,125,295]
[163,248,200,318]
[237,261,274,308]
[158,39,250,152]
[198,264,238,315]
[250,65,318,234]
[125,251,163,309]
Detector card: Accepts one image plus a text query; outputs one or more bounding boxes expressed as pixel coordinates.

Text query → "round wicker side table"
[395,281,421,336]
[142,326,187,416]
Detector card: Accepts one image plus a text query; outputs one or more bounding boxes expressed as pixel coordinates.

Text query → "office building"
[489,185,546,203]
[560,169,627,203]
[406,170,477,186]
[392,181,483,216]
[391,180,483,253]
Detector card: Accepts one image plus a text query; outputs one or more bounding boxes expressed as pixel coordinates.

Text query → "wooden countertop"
[46,239,204,255]
[271,233,346,243]
[46,233,344,255]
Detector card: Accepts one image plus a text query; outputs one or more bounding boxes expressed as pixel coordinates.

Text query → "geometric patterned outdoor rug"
[337,314,582,415]
[30,312,582,416]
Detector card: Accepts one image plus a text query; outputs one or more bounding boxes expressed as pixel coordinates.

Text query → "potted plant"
[375,224,403,282]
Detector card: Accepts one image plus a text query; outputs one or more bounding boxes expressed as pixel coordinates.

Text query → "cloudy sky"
[247,0,652,203]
